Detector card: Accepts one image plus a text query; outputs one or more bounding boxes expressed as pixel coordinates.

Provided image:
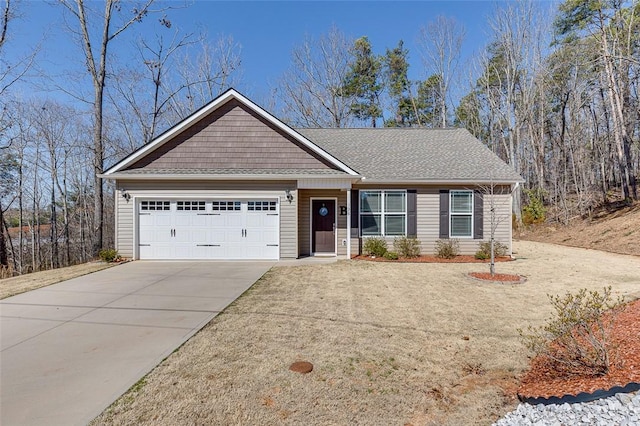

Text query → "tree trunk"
[92,85,104,255]
[599,14,634,201]
[0,202,8,268]
[50,182,58,268]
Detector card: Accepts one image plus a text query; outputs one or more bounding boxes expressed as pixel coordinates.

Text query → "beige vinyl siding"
[114,179,298,259]
[415,186,512,255]
[354,184,513,256]
[298,189,348,257]
[125,99,337,171]
[279,189,298,258]
[115,191,134,258]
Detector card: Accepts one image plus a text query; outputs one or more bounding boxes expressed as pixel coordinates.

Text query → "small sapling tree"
[477,180,518,276]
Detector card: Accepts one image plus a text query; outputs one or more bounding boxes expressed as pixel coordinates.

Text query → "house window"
[248,201,277,211]
[177,201,205,211]
[450,190,473,237]
[140,201,170,211]
[360,190,406,236]
[212,201,241,211]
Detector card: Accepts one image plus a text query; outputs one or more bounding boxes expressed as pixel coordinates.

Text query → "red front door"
[312,200,335,253]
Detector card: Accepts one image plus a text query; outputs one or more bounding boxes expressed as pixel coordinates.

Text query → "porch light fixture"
[285,189,294,203]
[120,189,131,202]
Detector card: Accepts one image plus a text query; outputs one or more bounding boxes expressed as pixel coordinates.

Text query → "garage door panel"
[139,229,156,243]
[173,229,196,243]
[151,244,174,259]
[245,229,275,244]
[138,199,279,260]
[151,215,171,227]
[192,215,210,226]
[246,244,278,259]
[139,245,153,259]
[208,229,225,243]
[225,229,243,243]
[138,214,154,226]
[225,215,243,227]
[224,243,245,259]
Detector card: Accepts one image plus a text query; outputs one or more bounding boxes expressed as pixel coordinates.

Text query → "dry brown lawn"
[0,262,114,299]
[93,241,640,426]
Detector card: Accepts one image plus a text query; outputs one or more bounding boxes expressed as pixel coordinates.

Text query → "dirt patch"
[289,361,314,374]
[468,272,525,283]
[518,201,640,257]
[0,262,114,299]
[518,298,640,399]
[92,241,640,426]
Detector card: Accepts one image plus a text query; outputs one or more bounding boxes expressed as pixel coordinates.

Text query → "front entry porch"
[298,189,357,258]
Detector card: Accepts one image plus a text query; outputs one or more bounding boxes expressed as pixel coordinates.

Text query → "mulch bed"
[468,272,524,283]
[354,255,513,263]
[518,298,640,399]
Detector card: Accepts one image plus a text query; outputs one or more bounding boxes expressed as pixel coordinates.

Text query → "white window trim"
[359,190,407,237]
[449,190,474,238]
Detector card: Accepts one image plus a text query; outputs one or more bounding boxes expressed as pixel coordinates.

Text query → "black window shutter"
[474,191,484,239]
[351,190,359,237]
[407,189,417,237]
[439,190,449,239]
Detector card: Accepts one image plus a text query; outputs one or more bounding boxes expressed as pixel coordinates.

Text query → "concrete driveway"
[0,261,273,426]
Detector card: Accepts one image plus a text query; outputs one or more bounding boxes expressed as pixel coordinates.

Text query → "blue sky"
[6,1,552,107]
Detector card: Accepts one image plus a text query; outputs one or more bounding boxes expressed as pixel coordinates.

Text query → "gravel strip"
[494,391,640,426]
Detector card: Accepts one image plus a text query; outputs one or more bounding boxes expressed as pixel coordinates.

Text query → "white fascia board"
[358,178,524,186]
[104,89,359,177]
[99,173,361,181]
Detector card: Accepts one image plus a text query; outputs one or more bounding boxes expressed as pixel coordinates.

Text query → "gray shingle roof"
[297,128,523,183]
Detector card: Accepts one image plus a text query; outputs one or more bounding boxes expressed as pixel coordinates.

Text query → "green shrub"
[99,249,120,263]
[518,286,624,377]
[363,237,388,257]
[393,236,421,258]
[475,241,508,259]
[383,251,399,260]
[474,250,489,260]
[522,189,547,225]
[435,239,459,259]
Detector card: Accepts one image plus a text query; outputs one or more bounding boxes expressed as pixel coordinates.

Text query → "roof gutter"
[358,178,525,185]
[99,173,362,181]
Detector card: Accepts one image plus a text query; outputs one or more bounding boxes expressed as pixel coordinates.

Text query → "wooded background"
[0,0,638,275]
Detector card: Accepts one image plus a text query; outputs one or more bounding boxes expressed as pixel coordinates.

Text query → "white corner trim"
[346,189,351,259]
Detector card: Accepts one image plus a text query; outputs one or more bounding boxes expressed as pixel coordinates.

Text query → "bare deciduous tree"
[109,32,242,153]
[58,0,157,254]
[418,15,466,128]
[276,27,355,128]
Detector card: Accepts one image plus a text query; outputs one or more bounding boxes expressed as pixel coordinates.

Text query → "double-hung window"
[450,190,473,237]
[360,190,406,236]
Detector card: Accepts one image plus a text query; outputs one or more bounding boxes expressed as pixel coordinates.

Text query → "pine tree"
[383,40,412,127]
[342,37,383,127]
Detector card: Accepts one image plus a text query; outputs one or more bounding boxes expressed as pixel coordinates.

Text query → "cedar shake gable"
[125,99,338,172]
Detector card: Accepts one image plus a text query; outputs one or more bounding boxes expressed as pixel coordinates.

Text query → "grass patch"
[92,241,640,426]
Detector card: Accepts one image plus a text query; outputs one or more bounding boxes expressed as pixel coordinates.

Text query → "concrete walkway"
[0,261,273,426]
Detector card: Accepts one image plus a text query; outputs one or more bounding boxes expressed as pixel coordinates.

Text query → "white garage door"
[138,199,279,260]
